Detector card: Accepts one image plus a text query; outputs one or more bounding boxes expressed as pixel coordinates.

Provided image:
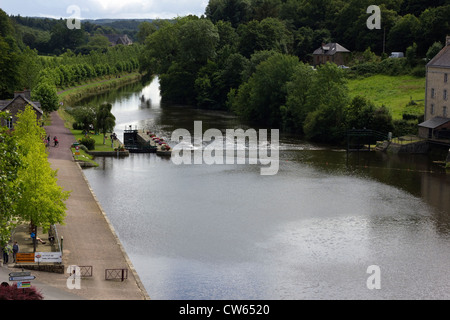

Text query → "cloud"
[1,0,208,19]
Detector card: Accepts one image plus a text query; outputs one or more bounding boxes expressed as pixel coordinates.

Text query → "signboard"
[75,146,81,156]
[15,253,35,264]
[17,282,31,289]
[16,252,62,263]
[9,272,31,277]
[9,275,36,282]
[35,252,62,263]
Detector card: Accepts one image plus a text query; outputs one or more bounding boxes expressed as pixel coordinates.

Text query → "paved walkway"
[1,111,149,300]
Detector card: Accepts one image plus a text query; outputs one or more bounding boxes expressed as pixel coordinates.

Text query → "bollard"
[61,236,64,255]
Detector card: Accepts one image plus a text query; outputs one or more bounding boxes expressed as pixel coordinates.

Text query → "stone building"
[0,90,43,129]
[419,36,450,139]
[312,43,351,67]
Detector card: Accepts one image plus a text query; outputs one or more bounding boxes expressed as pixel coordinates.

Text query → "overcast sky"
[1,0,209,20]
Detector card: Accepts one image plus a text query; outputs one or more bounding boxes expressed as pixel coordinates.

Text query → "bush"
[0,283,43,300]
[81,137,96,151]
[411,65,426,78]
[393,119,419,137]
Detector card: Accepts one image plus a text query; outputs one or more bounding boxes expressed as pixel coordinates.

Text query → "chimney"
[14,89,31,100]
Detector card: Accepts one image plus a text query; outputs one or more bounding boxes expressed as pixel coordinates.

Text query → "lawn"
[71,130,121,152]
[347,75,426,120]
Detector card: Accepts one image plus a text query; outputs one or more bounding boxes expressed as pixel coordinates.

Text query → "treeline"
[205,0,450,57]
[0,9,141,112]
[10,15,141,55]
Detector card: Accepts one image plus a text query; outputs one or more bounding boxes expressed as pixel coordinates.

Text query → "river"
[80,78,450,300]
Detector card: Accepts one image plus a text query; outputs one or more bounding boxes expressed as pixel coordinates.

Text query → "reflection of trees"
[77,81,148,107]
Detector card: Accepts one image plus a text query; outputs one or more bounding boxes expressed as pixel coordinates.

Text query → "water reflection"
[81,78,450,300]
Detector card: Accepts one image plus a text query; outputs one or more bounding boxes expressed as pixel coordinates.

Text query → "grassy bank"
[58,72,142,107]
[348,75,426,120]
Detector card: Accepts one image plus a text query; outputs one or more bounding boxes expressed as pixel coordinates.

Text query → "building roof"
[313,43,351,56]
[105,34,133,46]
[419,117,450,129]
[0,95,43,115]
[427,40,450,68]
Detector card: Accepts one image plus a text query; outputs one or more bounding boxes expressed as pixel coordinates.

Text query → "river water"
[80,78,450,300]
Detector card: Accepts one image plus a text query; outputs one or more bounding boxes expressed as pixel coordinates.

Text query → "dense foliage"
[0,107,70,250]
[137,1,449,141]
[0,9,142,101]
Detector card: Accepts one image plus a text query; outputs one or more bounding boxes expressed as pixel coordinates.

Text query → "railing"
[79,266,93,278]
[105,269,128,282]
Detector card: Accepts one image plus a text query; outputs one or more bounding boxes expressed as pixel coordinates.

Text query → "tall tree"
[96,103,116,144]
[32,82,59,113]
[230,53,300,127]
[13,106,70,251]
[0,112,22,246]
[0,9,22,99]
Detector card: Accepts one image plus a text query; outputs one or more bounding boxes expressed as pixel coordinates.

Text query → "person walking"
[2,245,9,264]
[12,241,19,263]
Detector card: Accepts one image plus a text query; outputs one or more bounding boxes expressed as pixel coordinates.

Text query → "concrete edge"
[74,161,151,300]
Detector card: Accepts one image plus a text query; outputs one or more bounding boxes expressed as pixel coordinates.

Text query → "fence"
[105,269,128,282]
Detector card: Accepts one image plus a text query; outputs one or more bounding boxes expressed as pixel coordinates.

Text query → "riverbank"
[34,111,149,300]
[58,72,142,107]
[0,75,150,300]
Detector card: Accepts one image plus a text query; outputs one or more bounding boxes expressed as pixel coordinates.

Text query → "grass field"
[347,75,426,120]
[71,130,121,152]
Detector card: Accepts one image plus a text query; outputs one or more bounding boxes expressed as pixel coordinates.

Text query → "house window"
[431,104,435,115]
[445,73,448,83]
[6,117,13,129]
[444,106,448,117]
[431,88,435,98]
[444,89,448,101]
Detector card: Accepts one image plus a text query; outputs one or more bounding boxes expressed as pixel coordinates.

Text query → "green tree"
[282,63,315,132]
[206,0,252,28]
[178,18,219,67]
[68,105,97,131]
[18,47,40,90]
[237,18,293,57]
[32,82,59,113]
[231,53,300,127]
[387,14,420,53]
[303,63,350,142]
[137,21,158,43]
[13,106,70,251]
[426,41,443,61]
[0,9,22,99]
[0,112,22,246]
[96,103,116,144]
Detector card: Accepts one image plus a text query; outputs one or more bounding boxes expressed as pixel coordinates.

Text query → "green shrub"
[411,65,426,78]
[81,137,96,150]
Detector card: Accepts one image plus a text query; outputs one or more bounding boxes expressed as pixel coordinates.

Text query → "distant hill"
[82,19,157,31]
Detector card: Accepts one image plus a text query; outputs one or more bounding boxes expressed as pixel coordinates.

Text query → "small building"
[420,35,450,139]
[313,43,351,67]
[0,90,43,130]
[418,117,450,140]
[105,34,133,47]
